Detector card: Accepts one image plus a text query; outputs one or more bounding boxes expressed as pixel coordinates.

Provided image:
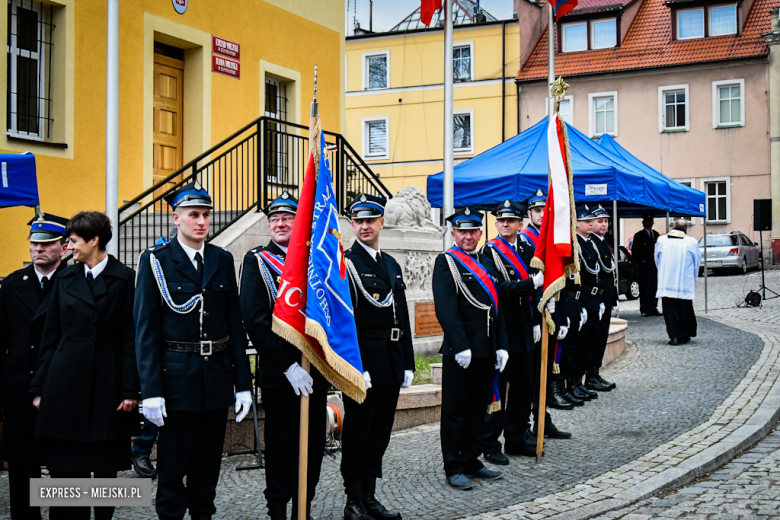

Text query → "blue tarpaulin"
[426,118,705,218]
[0,152,38,208]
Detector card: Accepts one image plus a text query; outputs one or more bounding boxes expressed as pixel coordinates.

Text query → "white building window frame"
[701,176,731,224]
[562,21,588,53]
[545,94,574,126]
[712,78,745,128]
[362,50,390,91]
[588,91,618,137]
[675,177,698,225]
[590,18,618,50]
[361,116,389,160]
[658,84,690,133]
[453,41,474,82]
[453,108,474,156]
[677,7,705,40]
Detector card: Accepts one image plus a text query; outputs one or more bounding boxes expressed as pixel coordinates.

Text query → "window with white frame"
[453,110,473,154]
[363,51,388,90]
[362,117,389,160]
[7,0,54,140]
[710,5,737,36]
[703,178,730,223]
[589,92,617,137]
[676,4,737,39]
[591,19,617,49]
[676,178,697,225]
[677,8,705,39]
[453,43,473,81]
[546,95,573,125]
[562,22,587,52]
[712,79,745,128]
[658,84,689,132]
[562,19,617,52]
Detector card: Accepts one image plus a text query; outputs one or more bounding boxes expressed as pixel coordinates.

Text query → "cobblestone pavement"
[1,270,777,520]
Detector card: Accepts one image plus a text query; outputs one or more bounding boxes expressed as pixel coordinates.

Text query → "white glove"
[285,362,314,397]
[531,271,544,289]
[142,397,166,427]
[455,349,472,369]
[234,391,252,423]
[402,370,414,388]
[612,303,619,313]
[557,318,571,339]
[599,303,606,321]
[533,325,541,343]
[580,309,588,330]
[495,349,509,372]
[546,298,556,314]
[364,371,373,390]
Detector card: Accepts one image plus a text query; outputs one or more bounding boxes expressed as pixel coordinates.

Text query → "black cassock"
[662,298,697,342]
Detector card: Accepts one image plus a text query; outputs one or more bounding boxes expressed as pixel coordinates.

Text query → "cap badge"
[361,194,367,202]
[281,191,289,199]
[465,207,471,216]
[373,293,380,301]
[36,213,45,222]
[585,204,590,210]
[194,181,203,191]
[504,200,511,208]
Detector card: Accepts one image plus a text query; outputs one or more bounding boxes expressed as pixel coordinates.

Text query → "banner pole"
[536,319,549,463]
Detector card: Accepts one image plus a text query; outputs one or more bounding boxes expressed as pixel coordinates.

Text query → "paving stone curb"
[461,318,780,520]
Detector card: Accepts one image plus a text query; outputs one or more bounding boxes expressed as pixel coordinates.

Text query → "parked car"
[698,232,761,275]
[617,245,639,300]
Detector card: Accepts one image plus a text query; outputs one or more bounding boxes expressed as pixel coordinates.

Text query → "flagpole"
[296,65,318,520]
[443,0,454,249]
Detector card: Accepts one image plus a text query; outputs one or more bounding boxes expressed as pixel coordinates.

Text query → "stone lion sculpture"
[384,186,442,230]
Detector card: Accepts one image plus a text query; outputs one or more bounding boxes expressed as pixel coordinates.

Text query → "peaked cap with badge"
[492,199,527,220]
[446,207,484,230]
[263,190,298,217]
[576,204,598,221]
[28,212,68,242]
[164,181,213,209]
[348,193,387,219]
[590,204,611,219]
[526,189,547,210]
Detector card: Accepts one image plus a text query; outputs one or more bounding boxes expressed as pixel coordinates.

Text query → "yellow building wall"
[0,0,344,276]
[345,23,520,197]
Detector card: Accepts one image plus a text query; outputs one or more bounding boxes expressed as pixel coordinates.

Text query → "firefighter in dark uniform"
[586,204,617,392]
[239,191,328,520]
[480,200,546,462]
[632,213,661,316]
[433,207,509,490]
[134,182,253,520]
[557,205,602,406]
[340,194,415,520]
[0,213,68,520]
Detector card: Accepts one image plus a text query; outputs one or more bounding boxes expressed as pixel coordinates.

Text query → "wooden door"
[153,54,184,193]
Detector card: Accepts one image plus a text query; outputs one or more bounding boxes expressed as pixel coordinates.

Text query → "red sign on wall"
[212,55,240,79]
[212,35,240,60]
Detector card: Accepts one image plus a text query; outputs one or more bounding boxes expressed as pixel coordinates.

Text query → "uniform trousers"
[561,294,600,378]
[341,384,401,481]
[262,381,327,516]
[8,463,41,520]
[483,350,533,455]
[155,408,228,520]
[441,355,494,476]
[131,419,159,458]
[586,305,613,369]
[48,471,116,520]
[637,264,659,314]
[532,335,555,426]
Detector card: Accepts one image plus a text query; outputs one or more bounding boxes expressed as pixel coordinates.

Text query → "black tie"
[41,276,48,290]
[86,272,94,284]
[375,251,381,263]
[194,252,204,279]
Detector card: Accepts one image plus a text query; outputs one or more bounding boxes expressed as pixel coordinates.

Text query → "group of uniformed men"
[0,179,621,520]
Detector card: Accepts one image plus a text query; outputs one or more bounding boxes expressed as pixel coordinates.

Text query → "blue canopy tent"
[0,152,38,208]
[426,118,705,219]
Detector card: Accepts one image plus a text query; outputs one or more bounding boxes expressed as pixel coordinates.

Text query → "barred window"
[7,0,54,140]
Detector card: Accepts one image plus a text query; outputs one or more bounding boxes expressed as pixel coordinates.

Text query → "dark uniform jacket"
[134,237,252,412]
[0,264,61,463]
[480,239,538,353]
[632,228,660,267]
[432,251,509,358]
[558,235,601,328]
[345,242,414,387]
[593,235,619,308]
[240,241,311,390]
[30,257,140,442]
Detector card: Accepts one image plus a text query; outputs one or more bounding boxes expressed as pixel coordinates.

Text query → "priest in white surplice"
[654,219,701,345]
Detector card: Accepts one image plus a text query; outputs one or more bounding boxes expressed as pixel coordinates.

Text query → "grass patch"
[413,355,442,386]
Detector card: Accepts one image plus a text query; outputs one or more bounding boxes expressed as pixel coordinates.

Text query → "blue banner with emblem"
[0,152,38,208]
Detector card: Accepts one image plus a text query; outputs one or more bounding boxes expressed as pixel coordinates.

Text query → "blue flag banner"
[304,130,365,397]
[0,152,38,208]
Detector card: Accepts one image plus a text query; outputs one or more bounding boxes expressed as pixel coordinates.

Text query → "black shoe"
[574,382,597,399]
[268,501,287,520]
[483,451,509,465]
[504,443,537,457]
[345,499,373,520]
[648,310,663,316]
[562,389,584,406]
[641,312,648,317]
[668,338,680,345]
[548,379,574,410]
[585,373,612,392]
[362,495,401,520]
[593,367,616,390]
[534,421,572,439]
[468,467,503,480]
[131,453,157,479]
[567,377,593,401]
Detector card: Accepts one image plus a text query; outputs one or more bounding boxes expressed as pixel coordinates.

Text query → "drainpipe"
[105,0,119,257]
[502,20,507,142]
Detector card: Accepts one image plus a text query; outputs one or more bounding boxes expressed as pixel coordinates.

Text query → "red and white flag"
[531,113,579,332]
[420,0,442,26]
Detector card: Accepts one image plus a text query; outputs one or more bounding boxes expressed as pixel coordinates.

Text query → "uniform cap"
[590,204,611,219]
[446,207,484,229]
[264,191,299,217]
[348,193,387,219]
[492,199,527,219]
[164,181,213,209]
[576,204,598,221]
[526,189,547,209]
[27,212,68,242]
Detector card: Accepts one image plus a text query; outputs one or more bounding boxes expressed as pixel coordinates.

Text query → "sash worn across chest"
[488,237,534,317]
[446,246,499,311]
[258,250,284,275]
[521,227,540,249]
[255,250,285,301]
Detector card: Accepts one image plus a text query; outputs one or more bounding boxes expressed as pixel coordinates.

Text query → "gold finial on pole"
[550,76,570,114]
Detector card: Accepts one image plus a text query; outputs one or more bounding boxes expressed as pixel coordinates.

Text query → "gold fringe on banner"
[559,113,581,281]
[530,257,545,272]
[553,363,560,374]
[487,400,502,414]
[305,319,367,403]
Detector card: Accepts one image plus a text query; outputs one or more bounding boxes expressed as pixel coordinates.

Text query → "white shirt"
[273,242,289,254]
[84,255,109,279]
[33,266,57,287]
[178,241,206,270]
[654,230,701,300]
[357,239,381,261]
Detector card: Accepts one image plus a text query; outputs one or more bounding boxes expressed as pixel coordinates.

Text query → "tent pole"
[666,211,670,233]
[443,0,454,250]
[613,200,619,318]
[704,217,708,314]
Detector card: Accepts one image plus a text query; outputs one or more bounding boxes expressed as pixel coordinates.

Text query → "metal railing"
[118,117,391,267]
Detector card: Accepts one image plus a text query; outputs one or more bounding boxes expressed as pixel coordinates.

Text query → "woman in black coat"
[31,211,140,520]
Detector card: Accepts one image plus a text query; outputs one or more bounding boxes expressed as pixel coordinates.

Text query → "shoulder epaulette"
[146,241,170,253]
[344,248,355,258]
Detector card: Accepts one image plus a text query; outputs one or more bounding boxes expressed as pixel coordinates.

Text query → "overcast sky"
[345,0,516,35]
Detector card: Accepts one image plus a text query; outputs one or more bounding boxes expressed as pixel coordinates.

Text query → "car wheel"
[740,258,747,275]
[627,280,640,300]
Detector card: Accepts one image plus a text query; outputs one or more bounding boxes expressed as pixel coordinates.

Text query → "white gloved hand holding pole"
[533,325,541,343]
[234,391,252,422]
[495,349,509,372]
[557,318,571,339]
[580,309,588,330]
[142,397,167,427]
[402,370,414,388]
[455,349,472,369]
[285,362,314,397]
[531,271,544,289]
[546,298,556,314]
[364,371,372,390]
[599,303,606,320]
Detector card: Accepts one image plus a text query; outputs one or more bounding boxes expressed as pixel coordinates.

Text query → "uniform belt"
[164,336,230,356]
[358,327,404,341]
[563,285,604,299]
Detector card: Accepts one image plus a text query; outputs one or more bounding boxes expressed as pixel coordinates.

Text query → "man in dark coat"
[340,194,415,520]
[134,182,253,520]
[632,213,661,316]
[433,207,509,490]
[0,213,67,520]
[239,191,327,520]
